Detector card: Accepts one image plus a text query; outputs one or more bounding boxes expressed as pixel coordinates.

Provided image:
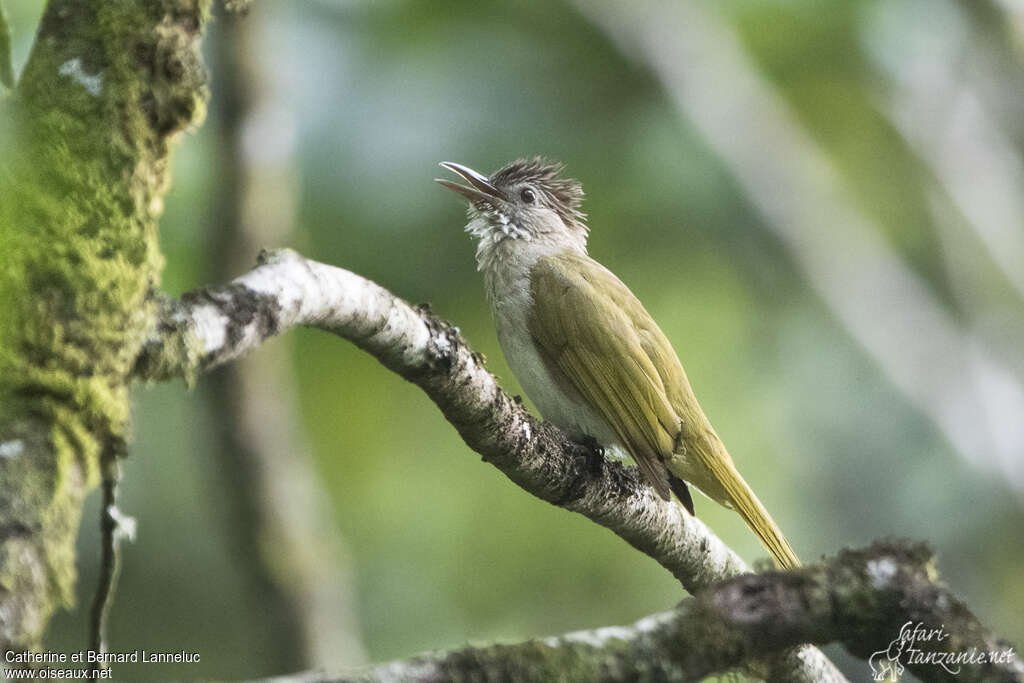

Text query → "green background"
[3,0,1022,681]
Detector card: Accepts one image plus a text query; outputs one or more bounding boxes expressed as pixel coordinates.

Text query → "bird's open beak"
[435,162,507,204]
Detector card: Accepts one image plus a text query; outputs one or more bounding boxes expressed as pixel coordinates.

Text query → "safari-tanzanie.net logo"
[869,621,1016,680]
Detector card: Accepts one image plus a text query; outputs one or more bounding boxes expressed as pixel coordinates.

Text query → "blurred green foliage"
[1,0,1018,680]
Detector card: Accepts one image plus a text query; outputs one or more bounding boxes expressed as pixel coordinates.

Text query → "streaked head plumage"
[437,157,588,243]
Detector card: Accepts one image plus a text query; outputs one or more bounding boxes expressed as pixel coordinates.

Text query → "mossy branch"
[265,542,1023,682]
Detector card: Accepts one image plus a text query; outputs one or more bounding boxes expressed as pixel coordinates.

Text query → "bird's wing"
[528,252,683,500]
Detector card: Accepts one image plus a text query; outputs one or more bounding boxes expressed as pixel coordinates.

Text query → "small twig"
[89,457,135,658]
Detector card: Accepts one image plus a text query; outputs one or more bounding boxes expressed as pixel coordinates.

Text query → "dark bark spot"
[601,459,642,499]
[163,55,184,82]
[15,383,76,414]
[139,90,160,133]
[134,42,156,76]
[0,521,38,539]
[180,13,199,34]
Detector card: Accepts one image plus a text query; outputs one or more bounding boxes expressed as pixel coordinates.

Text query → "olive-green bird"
[437,158,800,569]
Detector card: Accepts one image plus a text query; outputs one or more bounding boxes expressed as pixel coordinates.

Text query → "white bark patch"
[555,625,636,649]
[58,58,103,96]
[108,505,138,542]
[433,330,451,357]
[190,304,230,354]
[866,556,898,588]
[550,611,674,649]
[0,440,24,459]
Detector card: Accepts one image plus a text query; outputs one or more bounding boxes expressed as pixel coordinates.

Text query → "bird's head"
[437,158,588,251]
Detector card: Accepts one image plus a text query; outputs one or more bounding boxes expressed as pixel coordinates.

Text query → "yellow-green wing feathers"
[528,253,681,500]
[528,252,801,569]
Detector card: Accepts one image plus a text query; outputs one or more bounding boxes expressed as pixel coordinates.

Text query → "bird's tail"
[708,455,801,569]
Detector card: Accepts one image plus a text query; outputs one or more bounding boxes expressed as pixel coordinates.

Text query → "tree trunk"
[0,0,211,652]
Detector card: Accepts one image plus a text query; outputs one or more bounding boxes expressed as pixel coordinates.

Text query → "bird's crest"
[491,157,587,229]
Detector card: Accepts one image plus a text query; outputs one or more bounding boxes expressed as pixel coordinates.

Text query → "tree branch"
[265,541,1024,683]
[134,248,747,587]
[133,248,843,682]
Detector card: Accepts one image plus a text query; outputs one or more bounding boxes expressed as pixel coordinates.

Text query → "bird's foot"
[554,436,608,507]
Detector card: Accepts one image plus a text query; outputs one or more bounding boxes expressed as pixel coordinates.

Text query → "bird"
[437,158,800,569]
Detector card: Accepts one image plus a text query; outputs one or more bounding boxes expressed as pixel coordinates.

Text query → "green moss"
[0,0,212,650]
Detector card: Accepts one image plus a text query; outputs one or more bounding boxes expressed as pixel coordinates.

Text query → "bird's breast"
[487,272,621,451]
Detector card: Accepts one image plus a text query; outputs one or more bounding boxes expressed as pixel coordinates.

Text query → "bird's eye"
[520,188,536,204]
